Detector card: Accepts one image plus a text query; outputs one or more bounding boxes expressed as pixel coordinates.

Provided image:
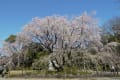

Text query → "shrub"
[32,57,49,70]
[88,47,98,55]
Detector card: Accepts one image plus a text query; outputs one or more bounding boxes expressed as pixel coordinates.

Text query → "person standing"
[115,64,119,75]
[111,65,115,72]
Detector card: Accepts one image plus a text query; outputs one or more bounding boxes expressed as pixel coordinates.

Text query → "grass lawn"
[5,70,120,80]
[7,70,92,78]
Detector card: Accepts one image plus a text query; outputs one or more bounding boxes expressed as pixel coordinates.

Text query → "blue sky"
[0,0,120,47]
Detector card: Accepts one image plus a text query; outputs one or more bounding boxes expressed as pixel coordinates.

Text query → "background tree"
[102,16,120,44]
[5,35,16,43]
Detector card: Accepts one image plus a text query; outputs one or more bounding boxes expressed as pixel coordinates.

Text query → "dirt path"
[0,77,120,80]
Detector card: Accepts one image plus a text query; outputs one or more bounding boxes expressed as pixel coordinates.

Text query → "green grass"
[7,67,92,78]
[8,70,37,77]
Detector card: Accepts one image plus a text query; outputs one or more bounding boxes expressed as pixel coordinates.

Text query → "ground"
[0,77,120,80]
[1,70,120,80]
